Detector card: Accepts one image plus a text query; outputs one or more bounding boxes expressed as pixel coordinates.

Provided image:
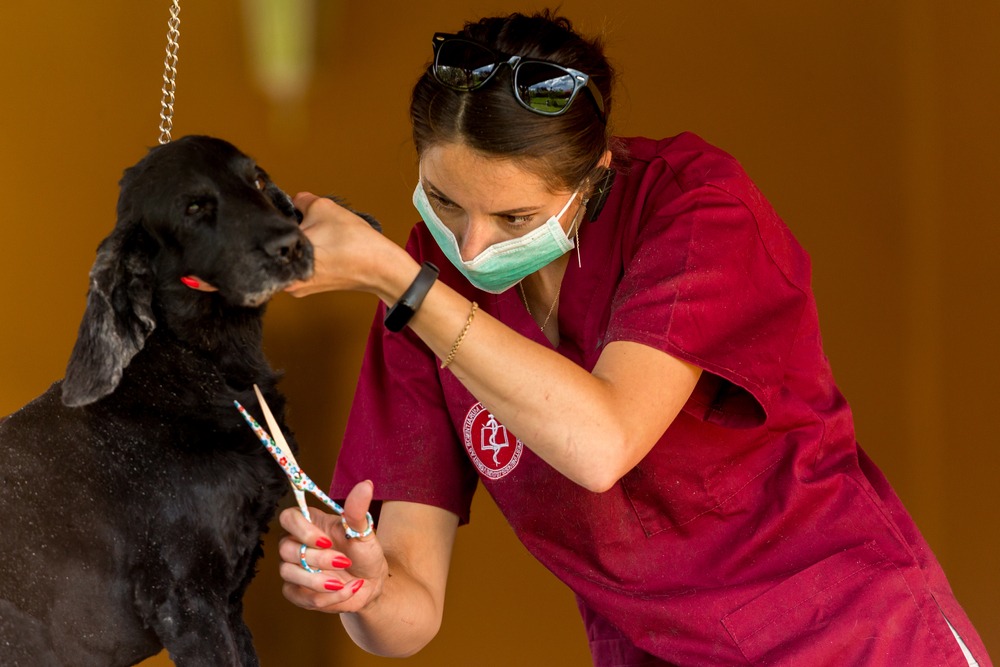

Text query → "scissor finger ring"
[342,512,375,540]
[299,544,321,573]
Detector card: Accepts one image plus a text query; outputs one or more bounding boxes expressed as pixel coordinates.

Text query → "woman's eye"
[504,214,534,226]
[429,193,458,212]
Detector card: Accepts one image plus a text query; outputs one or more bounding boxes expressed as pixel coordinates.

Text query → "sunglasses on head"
[431,32,607,123]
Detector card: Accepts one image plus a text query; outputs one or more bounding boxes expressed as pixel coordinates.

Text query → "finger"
[278,506,333,550]
[278,566,344,607]
[284,277,321,297]
[282,580,329,611]
[298,194,353,226]
[283,280,308,297]
[277,537,322,574]
[342,480,375,540]
[278,532,354,573]
[292,191,320,211]
[179,275,219,292]
[281,580,363,614]
[294,192,342,232]
[279,563,367,612]
[277,551,345,588]
[278,535,305,565]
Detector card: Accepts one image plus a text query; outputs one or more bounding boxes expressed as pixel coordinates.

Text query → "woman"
[277,11,989,666]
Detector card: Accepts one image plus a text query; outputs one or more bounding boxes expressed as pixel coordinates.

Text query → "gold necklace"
[517,199,584,333]
[518,282,562,332]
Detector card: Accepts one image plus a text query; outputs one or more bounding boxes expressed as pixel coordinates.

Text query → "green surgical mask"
[413,181,579,294]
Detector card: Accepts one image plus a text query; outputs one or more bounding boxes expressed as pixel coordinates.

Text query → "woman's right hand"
[284,193,415,299]
[279,484,460,656]
[277,480,389,614]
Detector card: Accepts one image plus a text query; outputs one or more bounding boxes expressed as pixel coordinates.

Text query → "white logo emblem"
[462,403,523,479]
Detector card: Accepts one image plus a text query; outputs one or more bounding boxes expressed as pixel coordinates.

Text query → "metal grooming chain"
[158,0,181,144]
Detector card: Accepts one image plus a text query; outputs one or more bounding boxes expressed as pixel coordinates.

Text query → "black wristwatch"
[384,261,440,332]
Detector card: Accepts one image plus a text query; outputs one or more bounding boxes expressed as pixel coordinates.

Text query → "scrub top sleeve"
[606,163,809,428]
[331,239,479,524]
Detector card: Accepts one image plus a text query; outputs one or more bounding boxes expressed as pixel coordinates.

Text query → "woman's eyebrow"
[424,179,454,204]
[493,205,540,216]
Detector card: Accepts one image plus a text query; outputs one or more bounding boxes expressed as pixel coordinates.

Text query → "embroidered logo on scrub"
[462,402,523,480]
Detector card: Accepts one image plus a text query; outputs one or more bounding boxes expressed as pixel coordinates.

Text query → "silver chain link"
[158,0,182,144]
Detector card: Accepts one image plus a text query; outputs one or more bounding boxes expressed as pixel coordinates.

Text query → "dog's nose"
[264,230,306,264]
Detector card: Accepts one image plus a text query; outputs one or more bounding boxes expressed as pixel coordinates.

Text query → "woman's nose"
[457,219,498,261]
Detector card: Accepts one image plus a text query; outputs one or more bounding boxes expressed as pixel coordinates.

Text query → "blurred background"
[1,1,996,665]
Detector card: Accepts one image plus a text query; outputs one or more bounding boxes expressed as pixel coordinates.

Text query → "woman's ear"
[586,165,616,222]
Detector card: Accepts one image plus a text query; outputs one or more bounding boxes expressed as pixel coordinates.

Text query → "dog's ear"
[62,221,157,407]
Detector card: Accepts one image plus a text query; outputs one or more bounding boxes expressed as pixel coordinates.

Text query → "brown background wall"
[1,2,996,665]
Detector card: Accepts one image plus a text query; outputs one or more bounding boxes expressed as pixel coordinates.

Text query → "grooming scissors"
[235,384,374,573]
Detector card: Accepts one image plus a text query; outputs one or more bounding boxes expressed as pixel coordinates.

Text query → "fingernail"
[315,537,332,549]
[324,580,344,591]
[350,579,365,594]
[180,276,200,289]
[331,556,352,569]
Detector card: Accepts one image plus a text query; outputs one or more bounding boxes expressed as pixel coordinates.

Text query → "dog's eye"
[254,176,266,191]
[186,203,201,215]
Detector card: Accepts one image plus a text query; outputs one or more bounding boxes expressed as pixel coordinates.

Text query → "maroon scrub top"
[333,133,991,666]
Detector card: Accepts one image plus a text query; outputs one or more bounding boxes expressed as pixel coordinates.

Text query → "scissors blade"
[248,384,348,518]
[251,384,315,520]
[252,384,299,469]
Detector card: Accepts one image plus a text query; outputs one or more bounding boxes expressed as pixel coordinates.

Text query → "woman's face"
[419,142,580,261]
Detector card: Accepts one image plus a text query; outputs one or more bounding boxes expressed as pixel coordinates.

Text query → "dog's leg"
[228,606,260,667]
[152,618,248,667]
[138,593,254,667]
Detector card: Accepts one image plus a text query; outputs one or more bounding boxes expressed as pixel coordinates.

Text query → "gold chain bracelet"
[441,301,478,369]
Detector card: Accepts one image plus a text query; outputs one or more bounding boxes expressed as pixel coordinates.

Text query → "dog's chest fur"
[0,331,291,665]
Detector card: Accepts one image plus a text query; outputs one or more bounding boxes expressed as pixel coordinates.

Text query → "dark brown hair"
[410,11,616,193]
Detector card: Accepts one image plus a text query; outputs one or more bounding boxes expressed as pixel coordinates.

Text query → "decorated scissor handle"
[235,392,374,573]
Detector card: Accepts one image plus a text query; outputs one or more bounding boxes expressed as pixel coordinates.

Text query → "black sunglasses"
[431,33,607,123]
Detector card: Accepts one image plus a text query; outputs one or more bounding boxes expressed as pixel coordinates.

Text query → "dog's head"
[118,135,313,305]
[61,135,314,407]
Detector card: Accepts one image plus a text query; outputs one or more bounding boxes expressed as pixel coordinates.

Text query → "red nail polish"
[180,276,200,289]
[350,579,364,594]
[315,537,332,549]
[324,580,344,591]
[331,555,352,569]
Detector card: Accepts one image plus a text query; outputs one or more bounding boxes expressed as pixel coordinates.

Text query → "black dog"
[0,136,338,666]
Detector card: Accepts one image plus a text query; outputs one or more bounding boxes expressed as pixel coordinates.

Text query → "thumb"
[293,191,320,210]
[342,480,375,538]
[293,191,322,229]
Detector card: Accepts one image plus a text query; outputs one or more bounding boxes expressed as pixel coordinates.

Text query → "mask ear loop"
[572,196,588,268]
[572,164,611,267]
[576,219,582,267]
